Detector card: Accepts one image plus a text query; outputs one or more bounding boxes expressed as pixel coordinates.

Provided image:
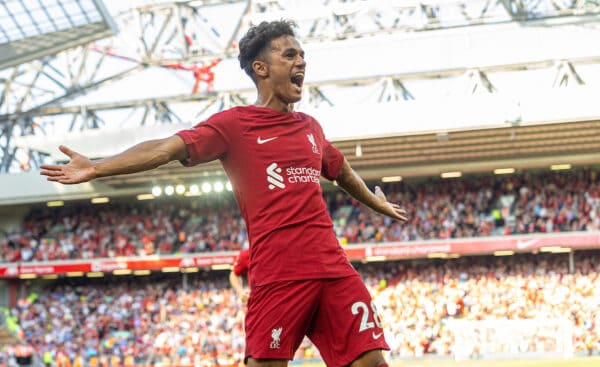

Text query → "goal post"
[445,318,573,361]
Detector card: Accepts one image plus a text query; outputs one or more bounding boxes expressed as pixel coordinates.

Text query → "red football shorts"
[244,275,389,366]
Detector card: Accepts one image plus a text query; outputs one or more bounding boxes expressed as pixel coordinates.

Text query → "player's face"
[264,35,306,104]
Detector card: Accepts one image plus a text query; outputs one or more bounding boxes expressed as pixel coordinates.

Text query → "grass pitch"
[391,356,600,367]
[293,357,600,367]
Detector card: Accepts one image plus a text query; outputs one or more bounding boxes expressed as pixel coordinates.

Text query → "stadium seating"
[5,251,599,365]
[1,168,599,364]
[1,169,599,263]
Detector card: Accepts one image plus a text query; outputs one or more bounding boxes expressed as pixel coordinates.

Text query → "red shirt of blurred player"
[230,247,251,301]
[233,248,250,282]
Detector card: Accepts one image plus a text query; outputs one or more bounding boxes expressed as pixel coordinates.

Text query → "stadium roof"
[2,0,600,198]
[1,117,598,206]
[0,0,116,70]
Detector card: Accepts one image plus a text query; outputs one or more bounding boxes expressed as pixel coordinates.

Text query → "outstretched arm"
[335,158,408,221]
[40,136,188,184]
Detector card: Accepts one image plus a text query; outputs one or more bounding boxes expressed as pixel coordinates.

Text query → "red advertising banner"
[1,232,599,278]
[366,232,600,259]
[1,254,242,277]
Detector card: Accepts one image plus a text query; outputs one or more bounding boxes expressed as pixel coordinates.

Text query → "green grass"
[294,356,600,367]
[294,357,600,367]
[390,356,600,367]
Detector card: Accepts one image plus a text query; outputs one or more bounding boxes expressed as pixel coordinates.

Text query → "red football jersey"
[176,106,357,286]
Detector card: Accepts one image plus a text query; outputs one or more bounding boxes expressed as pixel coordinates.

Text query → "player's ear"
[253,60,268,78]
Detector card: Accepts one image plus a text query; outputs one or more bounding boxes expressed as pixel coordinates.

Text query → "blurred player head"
[238,20,306,105]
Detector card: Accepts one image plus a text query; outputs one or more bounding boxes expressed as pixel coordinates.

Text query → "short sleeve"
[306,113,344,181]
[175,111,232,166]
[321,140,344,181]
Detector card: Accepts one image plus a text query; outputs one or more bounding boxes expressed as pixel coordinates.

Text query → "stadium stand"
[2,2,600,366]
[4,251,599,366]
[2,167,598,365]
[2,168,598,262]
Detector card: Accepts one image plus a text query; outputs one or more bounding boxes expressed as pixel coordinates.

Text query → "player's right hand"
[40,145,96,184]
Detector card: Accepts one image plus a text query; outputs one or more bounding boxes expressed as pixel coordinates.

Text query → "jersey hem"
[252,271,359,288]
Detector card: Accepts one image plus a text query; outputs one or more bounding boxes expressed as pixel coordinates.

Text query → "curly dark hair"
[238,20,297,83]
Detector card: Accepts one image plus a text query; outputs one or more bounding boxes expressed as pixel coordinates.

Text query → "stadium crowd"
[3,252,600,366]
[1,169,599,263]
[5,275,245,367]
[363,251,600,359]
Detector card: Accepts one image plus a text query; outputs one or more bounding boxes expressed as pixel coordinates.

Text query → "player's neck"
[254,94,292,113]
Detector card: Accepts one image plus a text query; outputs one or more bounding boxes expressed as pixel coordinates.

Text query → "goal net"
[445,319,573,361]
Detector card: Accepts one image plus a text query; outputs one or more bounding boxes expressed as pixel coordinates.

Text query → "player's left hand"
[375,186,408,222]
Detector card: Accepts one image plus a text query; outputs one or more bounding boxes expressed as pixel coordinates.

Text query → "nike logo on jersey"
[372,332,383,340]
[257,136,278,144]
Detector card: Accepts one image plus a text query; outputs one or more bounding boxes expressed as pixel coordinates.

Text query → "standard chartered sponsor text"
[286,166,320,184]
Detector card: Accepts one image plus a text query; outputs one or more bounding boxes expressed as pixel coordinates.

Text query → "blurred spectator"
[2,169,599,263]
[9,251,600,365]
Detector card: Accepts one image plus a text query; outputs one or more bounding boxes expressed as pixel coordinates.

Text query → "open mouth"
[291,72,304,89]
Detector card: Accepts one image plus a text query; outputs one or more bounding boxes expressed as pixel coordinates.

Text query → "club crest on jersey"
[270,327,282,349]
[307,133,319,154]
